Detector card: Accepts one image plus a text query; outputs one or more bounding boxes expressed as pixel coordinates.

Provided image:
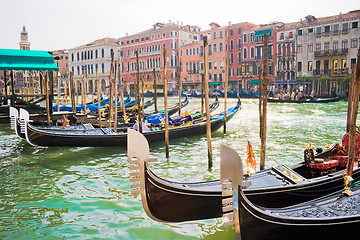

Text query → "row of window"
[297,38,359,53]
[120,31,178,46]
[297,21,359,36]
[297,59,354,72]
[71,48,114,62]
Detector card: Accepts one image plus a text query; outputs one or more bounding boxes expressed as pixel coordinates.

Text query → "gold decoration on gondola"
[343,172,354,196]
[123,115,130,124]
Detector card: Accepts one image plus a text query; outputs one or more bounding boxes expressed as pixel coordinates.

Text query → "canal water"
[0,98,352,239]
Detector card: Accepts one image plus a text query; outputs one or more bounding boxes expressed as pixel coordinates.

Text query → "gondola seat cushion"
[333,155,359,168]
[342,131,360,154]
[308,159,339,170]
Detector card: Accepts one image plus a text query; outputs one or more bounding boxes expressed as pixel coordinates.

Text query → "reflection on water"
[0,98,354,239]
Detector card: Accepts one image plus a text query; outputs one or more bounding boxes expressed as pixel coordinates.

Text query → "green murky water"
[0,98,352,239]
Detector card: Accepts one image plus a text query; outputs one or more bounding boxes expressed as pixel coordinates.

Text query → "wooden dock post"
[45,73,51,126]
[114,60,118,132]
[96,67,102,128]
[201,74,204,117]
[119,64,127,124]
[70,71,76,113]
[135,50,142,133]
[203,36,213,169]
[83,68,87,114]
[178,60,182,115]
[223,59,228,134]
[153,68,158,113]
[347,48,360,177]
[259,34,269,171]
[163,48,170,158]
[108,52,114,128]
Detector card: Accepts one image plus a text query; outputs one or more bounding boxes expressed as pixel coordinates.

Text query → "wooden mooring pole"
[135,50,142,133]
[114,61,118,133]
[223,59,228,134]
[203,36,213,169]
[70,71,76,113]
[163,48,170,158]
[153,69,158,113]
[259,34,269,171]
[96,67,102,128]
[347,48,360,177]
[178,60,182,115]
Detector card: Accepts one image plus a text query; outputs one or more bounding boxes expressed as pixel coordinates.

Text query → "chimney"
[228,21,231,26]
[126,33,128,37]
[181,22,183,27]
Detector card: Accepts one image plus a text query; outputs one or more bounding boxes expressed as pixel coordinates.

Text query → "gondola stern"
[19,108,39,147]
[9,106,18,130]
[220,144,243,238]
[127,129,163,222]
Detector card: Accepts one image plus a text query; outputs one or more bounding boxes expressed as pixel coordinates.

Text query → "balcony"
[313,69,348,76]
[129,51,161,58]
[314,48,348,57]
[187,70,199,74]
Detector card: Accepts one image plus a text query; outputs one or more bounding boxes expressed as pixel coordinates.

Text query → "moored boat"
[220,144,360,239]
[22,98,240,147]
[127,129,360,222]
[267,96,340,103]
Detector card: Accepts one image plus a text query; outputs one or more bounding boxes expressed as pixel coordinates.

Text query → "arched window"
[95,50,98,58]
[230,40,234,50]
[238,38,241,49]
[71,53,74,62]
[250,47,255,58]
[244,48,247,59]
[101,49,104,58]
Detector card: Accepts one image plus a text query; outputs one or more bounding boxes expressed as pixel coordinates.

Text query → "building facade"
[296,10,360,79]
[118,21,200,93]
[68,37,120,95]
[276,22,299,90]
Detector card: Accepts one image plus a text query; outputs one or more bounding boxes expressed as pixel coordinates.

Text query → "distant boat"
[267,96,340,103]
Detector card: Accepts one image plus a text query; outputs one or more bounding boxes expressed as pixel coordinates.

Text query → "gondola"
[219,144,360,239]
[55,96,132,112]
[219,90,258,99]
[22,97,240,147]
[158,96,189,116]
[267,96,340,103]
[127,129,360,222]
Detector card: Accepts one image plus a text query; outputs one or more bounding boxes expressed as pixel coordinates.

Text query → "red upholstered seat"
[333,155,359,168]
[309,159,339,170]
[342,131,360,153]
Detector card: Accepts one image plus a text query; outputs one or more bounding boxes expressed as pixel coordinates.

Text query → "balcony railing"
[313,68,348,76]
[314,48,348,57]
[187,70,199,74]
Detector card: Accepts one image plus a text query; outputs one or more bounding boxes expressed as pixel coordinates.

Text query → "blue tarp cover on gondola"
[144,113,172,125]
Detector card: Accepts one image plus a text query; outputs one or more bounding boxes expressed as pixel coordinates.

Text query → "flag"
[246,141,256,174]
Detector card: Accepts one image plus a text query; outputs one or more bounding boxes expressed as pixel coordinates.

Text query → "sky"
[1,0,359,51]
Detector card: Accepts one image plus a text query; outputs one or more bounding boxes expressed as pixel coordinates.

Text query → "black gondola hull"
[26,117,225,147]
[141,162,360,222]
[238,186,360,240]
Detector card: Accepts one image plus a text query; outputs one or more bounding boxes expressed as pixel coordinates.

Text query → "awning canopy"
[248,80,259,84]
[254,29,272,37]
[0,49,59,71]
[208,81,222,85]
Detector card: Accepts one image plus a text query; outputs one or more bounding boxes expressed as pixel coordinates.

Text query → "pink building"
[118,22,200,94]
[227,22,258,90]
